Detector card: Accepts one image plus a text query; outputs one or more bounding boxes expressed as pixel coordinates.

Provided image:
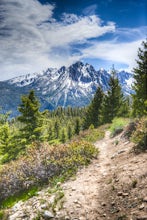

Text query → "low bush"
[109,118,130,137]
[121,121,137,140]
[0,141,98,206]
[131,117,147,152]
[73,126,105,143]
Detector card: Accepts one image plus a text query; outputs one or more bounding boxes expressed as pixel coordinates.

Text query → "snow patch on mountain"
[8,72,40,87]
[126,77,134,87]
[1,61,134,117]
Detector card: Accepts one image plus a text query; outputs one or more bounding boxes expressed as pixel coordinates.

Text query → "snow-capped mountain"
[0,61,134,117]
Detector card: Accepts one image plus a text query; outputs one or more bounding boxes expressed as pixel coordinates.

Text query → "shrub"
[0,141,98,205]
[74,126,105,143]
[109,118,130,137]
[131,117,147,152]
[121,121,137,140]
[0,211,4,219]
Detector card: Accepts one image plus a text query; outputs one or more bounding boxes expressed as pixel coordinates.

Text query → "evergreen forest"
[0,40,146,211]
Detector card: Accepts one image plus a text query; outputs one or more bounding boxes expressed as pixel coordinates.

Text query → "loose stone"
[43,210,54,219]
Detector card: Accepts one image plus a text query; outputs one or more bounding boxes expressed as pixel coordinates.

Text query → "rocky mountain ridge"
[0,61,134,117]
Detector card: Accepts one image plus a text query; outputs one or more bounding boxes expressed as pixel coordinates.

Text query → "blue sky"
[0,0,146,80]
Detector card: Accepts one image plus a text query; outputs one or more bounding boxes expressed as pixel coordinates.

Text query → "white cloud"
[79,26,147,71]
[115,26,147,41]
[0,0,115,80]
[46,15,115,47]
[81,39,143,71]
[82,4,97,15]
[0,0,146,80]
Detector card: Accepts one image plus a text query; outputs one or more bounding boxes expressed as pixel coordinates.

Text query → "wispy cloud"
[82,4,98,16]
[0,0,146,80]
[81,39,143,71]
[0,0,115,80]
[114,26,147,41]
[80,26,147,71]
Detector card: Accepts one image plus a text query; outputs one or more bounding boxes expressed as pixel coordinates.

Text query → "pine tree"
[132,39,147,116]
[118,96,130,117]
[74,118,80,135]
[18,90,42,142]
[48,125,53,141]
[101,67,124,123]
[0,111,10,125]
[0,123,18,163]
[67,124,72,139]
[54,120,60,139]
[83,87,104,129]
[60,128,66,143]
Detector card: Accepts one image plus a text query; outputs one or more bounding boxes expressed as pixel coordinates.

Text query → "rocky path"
[7,131,147,220]
[58,131,147,220]
[58,131,116,219]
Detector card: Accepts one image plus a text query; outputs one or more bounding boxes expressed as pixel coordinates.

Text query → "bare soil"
[7,130,147,220]
[59,131,147,220]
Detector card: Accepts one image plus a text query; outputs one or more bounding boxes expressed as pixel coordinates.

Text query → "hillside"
[5,128,147,220]
[0,62,133,117]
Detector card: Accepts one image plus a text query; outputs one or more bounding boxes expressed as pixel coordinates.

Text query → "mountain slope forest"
[0,62,133,118]
[0,40,146,219]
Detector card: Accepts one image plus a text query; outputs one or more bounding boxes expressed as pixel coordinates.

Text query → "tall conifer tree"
[83,86,104,129]
[74,118,80,135]
[132,40,147,116]
[101,67,123,123]
[0,122,17,163]
[18,90,42,142]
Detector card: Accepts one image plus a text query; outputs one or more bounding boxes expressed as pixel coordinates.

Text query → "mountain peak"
[1,62,134,117]
[71,61,84,68]
[59,66,66,73]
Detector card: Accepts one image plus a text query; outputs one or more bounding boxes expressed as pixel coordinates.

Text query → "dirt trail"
[59,131,117,219]
[7,131,147,220]
[59,131,147,220]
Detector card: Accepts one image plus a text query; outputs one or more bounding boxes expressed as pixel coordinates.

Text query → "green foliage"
[18,90,43,143]
[48,189,64,212]
[0,112,18,163]
[0,140,98,205]
[74,117,80,135]
[0,91,47,163]
[0,210,8,220]
[60,128,66,143]
[118,96,131,117]
[83,87,104,129]
[0,210,4,219]
[131,117,147,152]
[54,120,60,139]
[109,118,130,137]
[73,126,105,143]
[0,123,20,163]
[48,139,61,145]
[101,67,125,124]
[41,107,85,144]
[121,121,137,140]
[132,39,147,117]
[0,111,10,125]
[1,186,38,209]
[67,124,72,140]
